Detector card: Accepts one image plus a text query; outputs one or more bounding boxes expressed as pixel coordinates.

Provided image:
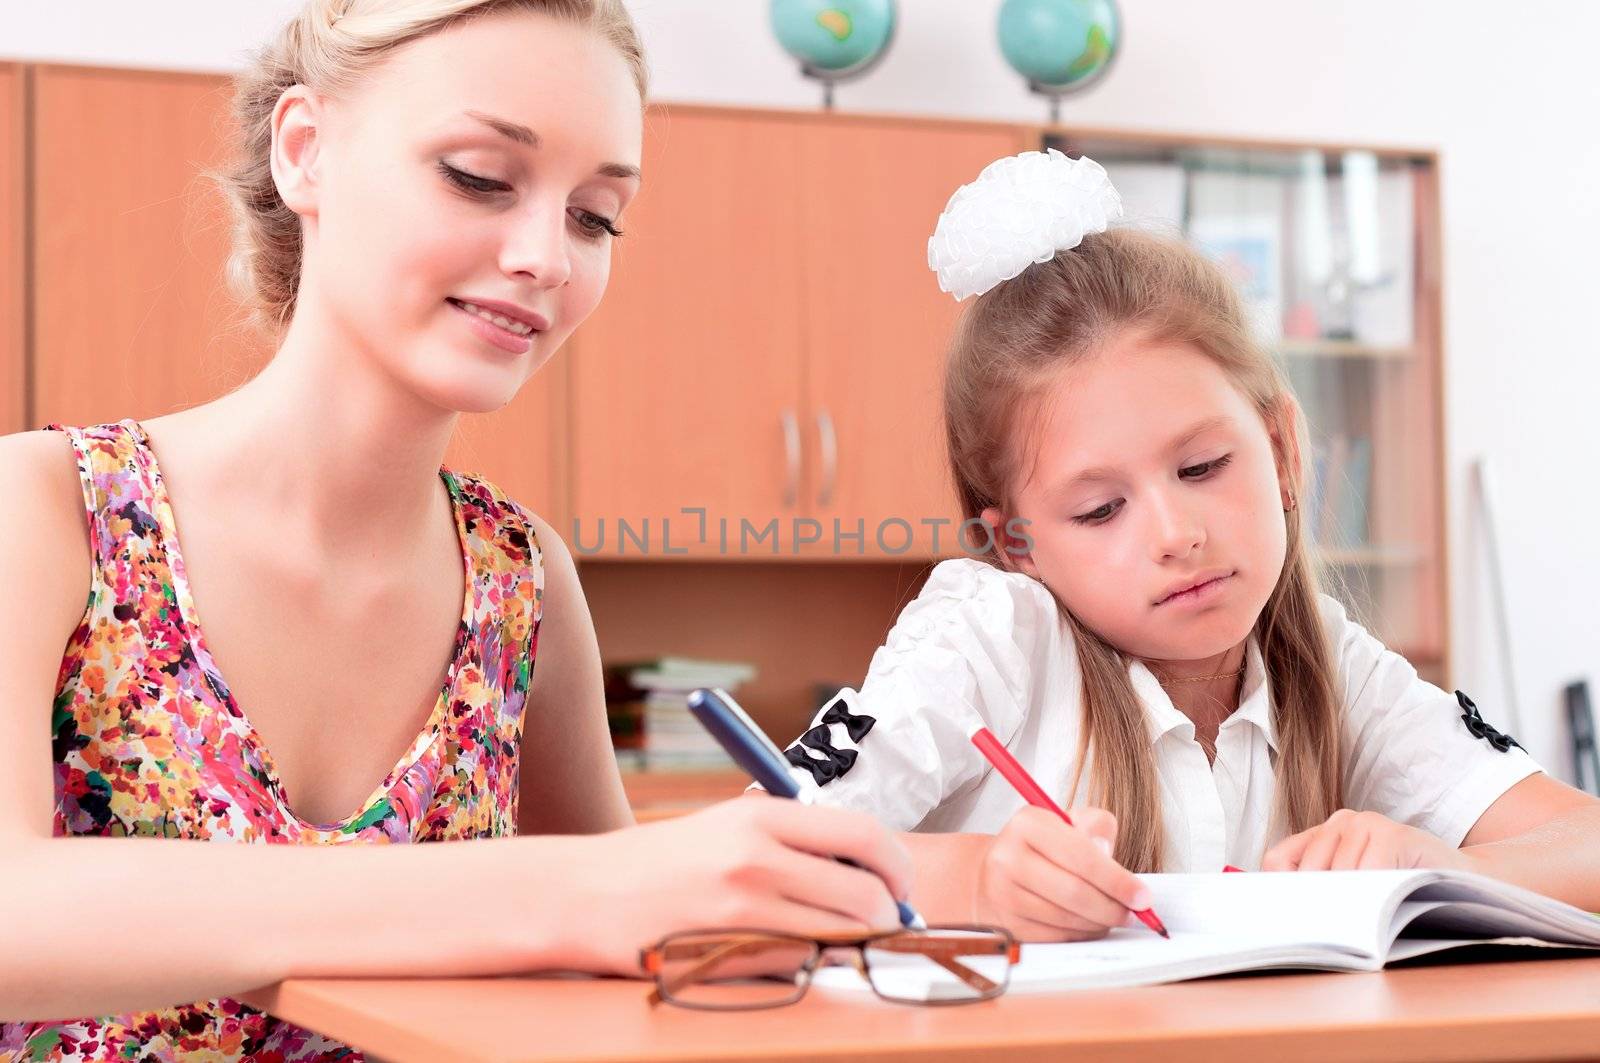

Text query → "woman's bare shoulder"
[0,429,94,616]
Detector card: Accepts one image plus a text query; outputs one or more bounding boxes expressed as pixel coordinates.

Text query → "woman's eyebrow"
[465,109,539,147]
[461,110,641,180]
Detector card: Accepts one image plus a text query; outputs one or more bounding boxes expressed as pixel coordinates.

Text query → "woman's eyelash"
[437,162,623,239]
[438,160,510,195]
[572,210,624,239]
[1070,454,1234,526]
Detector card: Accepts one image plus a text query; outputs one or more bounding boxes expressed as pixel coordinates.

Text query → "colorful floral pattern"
[1,420,543,1062]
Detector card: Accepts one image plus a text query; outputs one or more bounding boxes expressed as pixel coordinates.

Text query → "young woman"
[0,2,909,1058]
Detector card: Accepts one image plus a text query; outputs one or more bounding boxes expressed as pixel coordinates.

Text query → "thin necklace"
[1162,666,1245,684]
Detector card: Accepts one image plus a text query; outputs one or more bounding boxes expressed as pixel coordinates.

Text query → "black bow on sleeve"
[783,699,877,786]
[1456,690,1524,753]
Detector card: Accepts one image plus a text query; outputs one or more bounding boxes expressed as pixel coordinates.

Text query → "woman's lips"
[448,298,535,355]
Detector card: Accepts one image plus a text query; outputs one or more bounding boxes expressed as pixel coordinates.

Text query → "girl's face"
[988,333,1296,666]
[280,9,643,412]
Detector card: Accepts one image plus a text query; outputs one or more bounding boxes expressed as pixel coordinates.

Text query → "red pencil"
[970,726,1170,939]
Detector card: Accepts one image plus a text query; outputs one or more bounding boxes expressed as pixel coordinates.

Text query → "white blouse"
[778,558,1541,871]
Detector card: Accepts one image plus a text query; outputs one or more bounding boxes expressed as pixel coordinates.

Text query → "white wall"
[9,2,1598,778]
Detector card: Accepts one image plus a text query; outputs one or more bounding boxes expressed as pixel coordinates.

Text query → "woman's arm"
[513,512,632,835]
[0,435,913,1020]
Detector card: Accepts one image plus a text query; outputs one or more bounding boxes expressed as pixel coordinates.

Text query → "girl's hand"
[1262,809,1466,872]
[974,806,1151,942]
[566,796,913,976]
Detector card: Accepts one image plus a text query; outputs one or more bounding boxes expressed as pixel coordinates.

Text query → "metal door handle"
[817,407,837,507]
[781,409,801,508]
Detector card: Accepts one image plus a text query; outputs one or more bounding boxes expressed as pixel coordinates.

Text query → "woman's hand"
[974,806,1150,942]
[563,796,913,976]
[1263,809,1465,872]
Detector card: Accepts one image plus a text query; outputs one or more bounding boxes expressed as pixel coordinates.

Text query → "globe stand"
[1024,48,1118,125]
[1028,82,1070,126]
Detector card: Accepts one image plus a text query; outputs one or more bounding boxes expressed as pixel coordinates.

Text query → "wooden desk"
[241,956,1600,1062]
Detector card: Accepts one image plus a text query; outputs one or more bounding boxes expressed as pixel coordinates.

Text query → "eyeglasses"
[638,924,1020,1009]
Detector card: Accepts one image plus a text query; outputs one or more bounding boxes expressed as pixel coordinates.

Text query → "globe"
[769,0,896,77]
[997,0,1119,91]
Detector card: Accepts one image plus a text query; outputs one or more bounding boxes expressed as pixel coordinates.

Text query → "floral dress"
[1,421,543,1061]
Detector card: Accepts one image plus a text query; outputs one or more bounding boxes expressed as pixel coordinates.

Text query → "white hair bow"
[927,149,1123,301]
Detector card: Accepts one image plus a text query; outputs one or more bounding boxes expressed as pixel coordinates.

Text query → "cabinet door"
[32,67,263,428]
[0,65,23,435]
[799,119,1025,559]
[571,108,805,559]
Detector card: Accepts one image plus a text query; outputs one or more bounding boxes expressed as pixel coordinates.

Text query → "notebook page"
[1139,871,1424,957]
[1402,873,1600,945]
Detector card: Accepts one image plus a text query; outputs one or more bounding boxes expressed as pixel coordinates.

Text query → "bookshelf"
[1277,340,1415,361]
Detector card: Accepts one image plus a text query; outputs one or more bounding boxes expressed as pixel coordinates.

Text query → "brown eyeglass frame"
[638,924,1021,1009]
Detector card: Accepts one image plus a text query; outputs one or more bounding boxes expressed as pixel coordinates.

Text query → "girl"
[0,1,910,1057]
[777,150,1600,943]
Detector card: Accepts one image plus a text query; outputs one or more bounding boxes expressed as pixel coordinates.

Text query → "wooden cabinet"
[1,65,26,436]
[572,108,806,558]
[572,106,1021,559]
[31,67,257,428]
[798,118,1023,557]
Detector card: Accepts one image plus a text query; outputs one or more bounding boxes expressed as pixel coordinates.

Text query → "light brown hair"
[944,227,1343,871]
[218,0,647,334]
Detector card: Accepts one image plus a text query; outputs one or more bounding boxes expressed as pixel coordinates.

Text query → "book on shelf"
[605,656,759,772]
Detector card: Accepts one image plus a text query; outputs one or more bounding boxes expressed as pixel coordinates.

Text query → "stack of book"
[605,656,758,772]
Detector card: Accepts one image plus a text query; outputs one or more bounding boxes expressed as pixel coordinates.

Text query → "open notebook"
[814,869,1600,1000]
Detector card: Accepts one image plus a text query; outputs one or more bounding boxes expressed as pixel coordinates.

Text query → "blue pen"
[687,687,926,930]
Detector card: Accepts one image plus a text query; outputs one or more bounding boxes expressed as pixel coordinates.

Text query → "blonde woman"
[774,152,1600,942]
[0,2,910,1057]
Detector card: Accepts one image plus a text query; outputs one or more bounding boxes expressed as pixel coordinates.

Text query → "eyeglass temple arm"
[646,935,791,1005]
[865,936,1016,994]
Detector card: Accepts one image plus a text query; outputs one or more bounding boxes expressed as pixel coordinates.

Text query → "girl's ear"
[980,506,1041,580]
[1266,396,1305,509]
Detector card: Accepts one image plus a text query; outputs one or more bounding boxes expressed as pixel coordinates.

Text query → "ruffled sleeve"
[775,558,1063,830]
